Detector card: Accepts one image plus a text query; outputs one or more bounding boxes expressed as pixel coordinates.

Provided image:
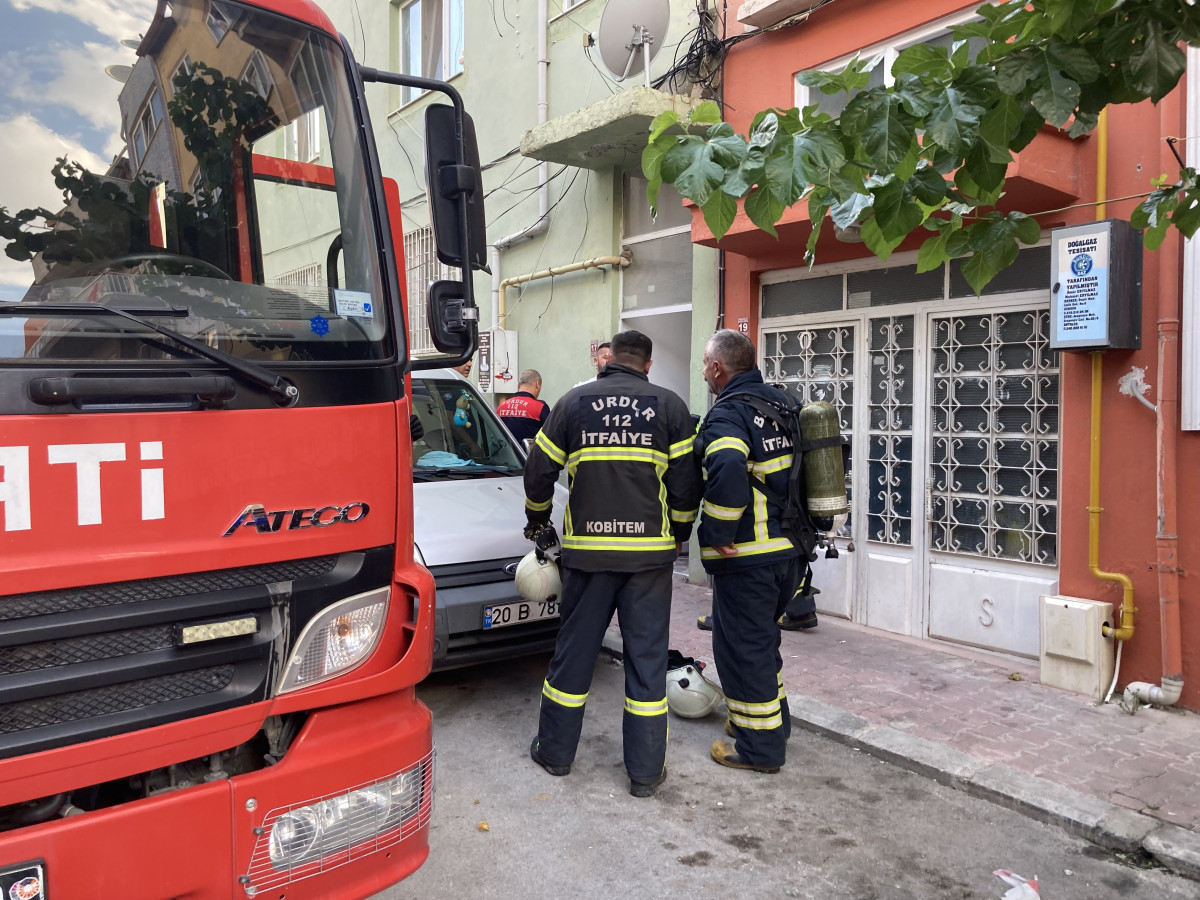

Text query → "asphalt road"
[380,652,1196,900]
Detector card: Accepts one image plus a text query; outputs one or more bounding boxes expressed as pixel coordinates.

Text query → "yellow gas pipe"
[1088,108,1135,642]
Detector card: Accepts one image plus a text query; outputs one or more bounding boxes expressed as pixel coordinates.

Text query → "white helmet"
[514,550,561,604]
[666,665,722,718]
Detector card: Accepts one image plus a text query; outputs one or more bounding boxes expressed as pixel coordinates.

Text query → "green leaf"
[701,190,739,240]
[648,111,681,143]
[1047,42,1101,85]
[830,192,873,230]
[793,129,848,188]
[1010,103,1044,152]
[925,87,985,159]
[892,43,953,81]
[910,166,949,206]
[1129,20,1187,103]
[750,113,779,148]
[960,216,1025,293]
[859,214,907,261]
[976,94,1023,164]
[916,228,953,273]
[744,186,783,239]
[860,95,917,172]
[722,146,765,198]
[995,52,1041,95]
[689,101,722,125]
[872,178,925,240]
[660,139,726,208]
[1031,52,1081,128]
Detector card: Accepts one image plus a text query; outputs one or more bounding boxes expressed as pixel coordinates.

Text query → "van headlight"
[276,587,388,695]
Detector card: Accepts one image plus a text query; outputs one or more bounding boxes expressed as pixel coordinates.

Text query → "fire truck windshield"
[0,0,397,365]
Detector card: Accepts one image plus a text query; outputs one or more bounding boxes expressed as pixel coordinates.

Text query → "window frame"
[206,0,238,43]
[395,0,465,109]
[793,9,982,115]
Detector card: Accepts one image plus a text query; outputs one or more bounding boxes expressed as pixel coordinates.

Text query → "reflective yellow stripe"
[669,435,695,458]
[725,697,781,715]
[706,436,750,458]
[778,672,786,701]
[728,712,784,730]
[670,507,699,523]
[568,447,667,465]
[542,680,587,708]
[535,431,566,465]
[624,697,668,717]
[702,499,745,521]
[525,496,553,512]
[700,537,794,560]
[748,454,792,477]
[563,535,675,551]
[753,487,769,542]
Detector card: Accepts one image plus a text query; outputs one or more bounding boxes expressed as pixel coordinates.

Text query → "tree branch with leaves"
[643,0,1200,292]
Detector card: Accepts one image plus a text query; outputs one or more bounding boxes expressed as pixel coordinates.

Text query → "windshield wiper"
[413,464,520,479]
[0,303,298,406]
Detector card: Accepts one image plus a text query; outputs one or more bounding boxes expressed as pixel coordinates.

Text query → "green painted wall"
[320,0,716,408]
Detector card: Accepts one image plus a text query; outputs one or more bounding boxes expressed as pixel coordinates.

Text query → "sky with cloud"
[0,0,155,305]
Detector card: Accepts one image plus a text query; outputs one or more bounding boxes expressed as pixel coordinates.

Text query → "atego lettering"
[224,502,369,536]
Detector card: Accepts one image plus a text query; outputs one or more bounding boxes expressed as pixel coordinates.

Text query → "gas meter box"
[1049,219,1142,351]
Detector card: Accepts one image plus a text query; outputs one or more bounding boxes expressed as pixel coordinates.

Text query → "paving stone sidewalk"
[622,576,1200,878]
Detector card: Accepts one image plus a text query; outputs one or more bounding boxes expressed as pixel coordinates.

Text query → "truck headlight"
[276,587,388,695]
[265,766,427,869]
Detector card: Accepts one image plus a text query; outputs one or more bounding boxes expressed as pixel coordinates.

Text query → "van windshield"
[412,378,524,477]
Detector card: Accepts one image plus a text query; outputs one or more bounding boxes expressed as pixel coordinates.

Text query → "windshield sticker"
[335,289,375,318]
[310,315,330,337]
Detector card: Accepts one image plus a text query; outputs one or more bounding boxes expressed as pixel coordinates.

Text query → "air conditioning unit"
[1039,595,1116,700]
[737,0,824,30]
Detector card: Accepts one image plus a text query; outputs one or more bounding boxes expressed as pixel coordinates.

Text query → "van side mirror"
[425,105,487,272]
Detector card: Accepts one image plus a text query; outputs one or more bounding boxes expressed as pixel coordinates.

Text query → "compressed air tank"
[799,401,848,522]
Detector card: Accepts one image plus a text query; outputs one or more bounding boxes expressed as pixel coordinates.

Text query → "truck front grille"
[0,547,394,759]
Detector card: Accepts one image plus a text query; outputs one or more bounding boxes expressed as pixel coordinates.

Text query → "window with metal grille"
[403,224,457,358]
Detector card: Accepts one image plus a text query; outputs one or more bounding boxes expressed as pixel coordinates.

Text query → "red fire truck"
[0,1,484,897]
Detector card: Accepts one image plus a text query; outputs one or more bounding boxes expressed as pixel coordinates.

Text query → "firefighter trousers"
[711,557,800,768]
[535,565,672,784]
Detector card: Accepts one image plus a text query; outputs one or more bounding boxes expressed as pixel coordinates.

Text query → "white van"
[411,369,567,670]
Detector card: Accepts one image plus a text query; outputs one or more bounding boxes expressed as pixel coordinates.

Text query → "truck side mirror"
[425,279,473,357]
[424,105,486,272]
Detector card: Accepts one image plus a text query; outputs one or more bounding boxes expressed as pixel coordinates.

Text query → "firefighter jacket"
[496,390,550,446]
[697,368,800,573]
[524,363,702,573]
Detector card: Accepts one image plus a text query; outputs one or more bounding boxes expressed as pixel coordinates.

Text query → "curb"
[788,692,1200,882]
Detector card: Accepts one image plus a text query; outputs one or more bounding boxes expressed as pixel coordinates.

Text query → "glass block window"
[929,310,1059,564]
[867,316,914,545]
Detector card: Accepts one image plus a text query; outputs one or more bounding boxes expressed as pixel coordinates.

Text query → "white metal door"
[762,301,1060,658]
[925,307,1060,658]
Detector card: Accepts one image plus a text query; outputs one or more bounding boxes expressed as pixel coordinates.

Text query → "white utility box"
[1039,595,1116,700]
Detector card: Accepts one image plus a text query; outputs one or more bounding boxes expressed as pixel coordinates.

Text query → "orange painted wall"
[717,0,1200,707]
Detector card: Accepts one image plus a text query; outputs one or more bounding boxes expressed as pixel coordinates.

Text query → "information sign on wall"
[1049,220,1141,351]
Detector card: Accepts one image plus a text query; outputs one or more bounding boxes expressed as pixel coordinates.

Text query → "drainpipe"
[489,0,551,332]
[1089,109,1138,646]
[1122,89,1185,708]
[499,253,632,327]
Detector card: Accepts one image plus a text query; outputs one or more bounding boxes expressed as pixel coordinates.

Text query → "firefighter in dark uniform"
[698,329,800,773]
[523,330,702,797]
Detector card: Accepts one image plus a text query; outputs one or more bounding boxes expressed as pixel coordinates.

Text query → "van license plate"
[483,600,558,629]
[1,862,46,900]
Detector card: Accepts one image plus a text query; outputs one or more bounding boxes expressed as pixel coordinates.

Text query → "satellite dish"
[105,64,133,83]
[596,0,669,88]
[121,38,142,50]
